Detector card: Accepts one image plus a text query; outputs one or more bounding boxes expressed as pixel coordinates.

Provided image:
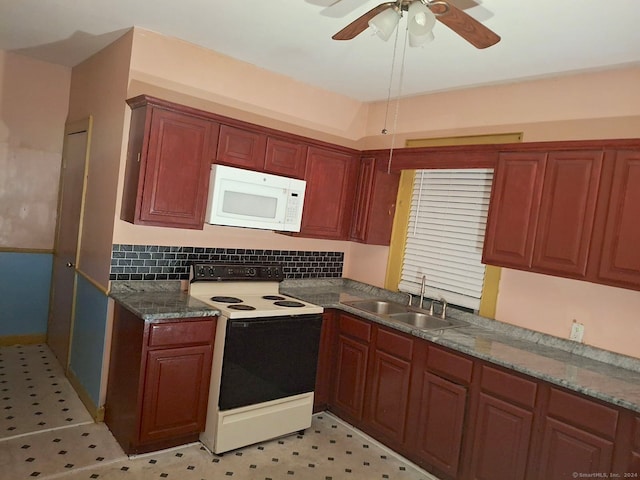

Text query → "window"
[398,168,494,311]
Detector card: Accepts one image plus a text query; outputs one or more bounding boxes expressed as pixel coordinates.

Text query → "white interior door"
[48,117,92,369]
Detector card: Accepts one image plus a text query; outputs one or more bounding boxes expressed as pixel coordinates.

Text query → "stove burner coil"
[262,295,285,300]
[274,300,306,308]
[227,304,256,311]
[210,296,243,303]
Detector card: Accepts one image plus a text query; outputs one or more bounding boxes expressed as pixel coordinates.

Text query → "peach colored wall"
[358,66,640,358]
[0,50,71,249]
[362,66,640,149]
[496,270,640,359]
[110,28,375,284]
[88,28,639,356]
[67,31,133,287]
[128,29,368,147]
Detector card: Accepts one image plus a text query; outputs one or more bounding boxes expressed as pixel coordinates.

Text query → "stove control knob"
[246,267,256,277]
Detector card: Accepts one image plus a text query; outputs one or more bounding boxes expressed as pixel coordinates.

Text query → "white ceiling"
[1,0,639,102]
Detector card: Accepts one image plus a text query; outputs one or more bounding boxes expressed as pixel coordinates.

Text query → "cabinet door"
[365,328,413,445]
[301,146,358,239]
[137,108,215,229]
[412,371,467,478]
[630,417,640,472]
[140,344,213,444]
[596,150,640,288]
[532,150,603,277]
[216,124,267,170]
[537,418,614,479]
[350,156,400,245]
[482,152,546,268]
[332,334,370,422]
[264,136,307,179]
[314,311,336,412]
[469,393,534,480]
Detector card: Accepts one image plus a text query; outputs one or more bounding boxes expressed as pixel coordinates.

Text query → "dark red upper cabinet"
[122,98,218,229]
[215,124,267,170]
[482,152,547,269]
[594,150,640,288]
[301,146,358,240]
[350,156,400,245]
[264,136,308,179]
[531,150,604,277]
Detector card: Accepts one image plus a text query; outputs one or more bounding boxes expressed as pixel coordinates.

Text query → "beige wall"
[67,31,133,287]
[0,50,71,249]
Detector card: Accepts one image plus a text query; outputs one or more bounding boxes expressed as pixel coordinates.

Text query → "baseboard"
[67,367,104,422]
[0,334,47,346]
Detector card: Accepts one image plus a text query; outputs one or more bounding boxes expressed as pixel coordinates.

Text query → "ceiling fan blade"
[332,2,397,40]
[433,1,500,49]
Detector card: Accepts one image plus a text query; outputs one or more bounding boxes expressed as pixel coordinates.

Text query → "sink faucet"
[419,275,426,309]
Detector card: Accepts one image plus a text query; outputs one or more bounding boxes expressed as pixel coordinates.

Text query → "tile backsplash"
[109,244,344,281]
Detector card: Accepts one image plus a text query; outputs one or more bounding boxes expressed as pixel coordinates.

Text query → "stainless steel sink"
[388,312,468,331]
[343,299,469,331]
[344,299,408,315]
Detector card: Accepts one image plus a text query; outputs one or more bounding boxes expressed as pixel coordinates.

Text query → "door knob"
[66,262,75,268]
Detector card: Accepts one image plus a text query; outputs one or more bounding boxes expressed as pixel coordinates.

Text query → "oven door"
[219,314,322,411]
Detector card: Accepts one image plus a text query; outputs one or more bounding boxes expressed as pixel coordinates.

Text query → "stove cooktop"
[188,263,323,318]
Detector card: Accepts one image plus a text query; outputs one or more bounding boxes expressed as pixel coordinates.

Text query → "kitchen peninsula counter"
[280,278,640,414]
[110,281,219,321]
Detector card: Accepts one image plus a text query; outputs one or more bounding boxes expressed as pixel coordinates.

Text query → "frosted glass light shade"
[408,1,436,46]
[368,7,401,41]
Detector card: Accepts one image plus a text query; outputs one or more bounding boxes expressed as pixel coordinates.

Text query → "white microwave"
[205,164,306,232]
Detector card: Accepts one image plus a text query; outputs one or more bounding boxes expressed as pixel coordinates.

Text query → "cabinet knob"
[66,262,75,268]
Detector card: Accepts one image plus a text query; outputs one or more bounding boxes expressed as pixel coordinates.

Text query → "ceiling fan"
[331,0,500,49]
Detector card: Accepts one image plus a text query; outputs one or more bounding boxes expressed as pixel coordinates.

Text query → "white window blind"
[399,168,494,311]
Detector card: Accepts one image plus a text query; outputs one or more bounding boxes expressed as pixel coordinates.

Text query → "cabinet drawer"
[547,387,618,439]
[375,327,413,361]
[148,319,216,348]
[480,365,537,409]
[427,346,473,385]
[339,314,372,343]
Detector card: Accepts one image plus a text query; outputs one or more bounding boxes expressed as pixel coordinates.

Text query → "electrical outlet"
[569,321,585,343]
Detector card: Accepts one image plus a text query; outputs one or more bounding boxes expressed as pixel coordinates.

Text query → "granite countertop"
[280,278,640,414]
[110,281,220,321]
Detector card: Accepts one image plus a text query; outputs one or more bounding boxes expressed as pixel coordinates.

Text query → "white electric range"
[189,263,323,454]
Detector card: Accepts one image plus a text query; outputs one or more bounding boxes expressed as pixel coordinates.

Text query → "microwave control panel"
[285,192,302,224]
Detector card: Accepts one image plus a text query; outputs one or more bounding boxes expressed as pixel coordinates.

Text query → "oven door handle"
[228,315,321,329]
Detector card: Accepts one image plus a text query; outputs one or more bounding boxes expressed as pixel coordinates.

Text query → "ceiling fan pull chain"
[387,21,410,174]
[382,15,402,136]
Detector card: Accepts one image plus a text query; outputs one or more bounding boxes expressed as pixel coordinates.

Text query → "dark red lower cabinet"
[412,372,467,478]
[469,393,533,480]
[537,417,614,478]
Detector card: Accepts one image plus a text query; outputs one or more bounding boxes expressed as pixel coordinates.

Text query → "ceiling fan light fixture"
[368,6,401,41]
[407,1,436,46]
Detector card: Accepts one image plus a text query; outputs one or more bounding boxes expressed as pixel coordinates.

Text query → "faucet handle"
[439,296,448,319]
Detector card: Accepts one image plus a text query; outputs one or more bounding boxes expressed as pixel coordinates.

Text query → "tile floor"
[0,344,439,480]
